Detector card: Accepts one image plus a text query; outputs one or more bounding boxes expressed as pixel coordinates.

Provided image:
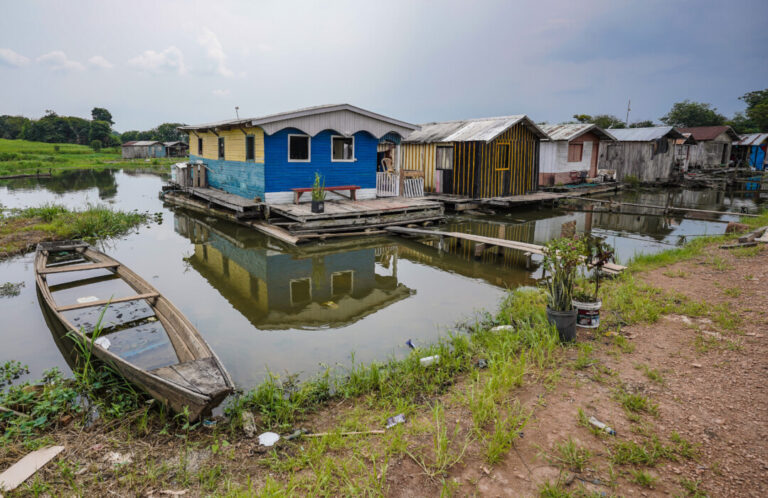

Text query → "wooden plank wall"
[453,123,538,198]
[400,143,437,191]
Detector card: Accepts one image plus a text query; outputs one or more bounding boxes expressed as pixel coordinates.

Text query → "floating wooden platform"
[185,186,261,218]
[162,190,444,245]
[427,183,623,211]
[267,197,444,233]
[385,226,627,275]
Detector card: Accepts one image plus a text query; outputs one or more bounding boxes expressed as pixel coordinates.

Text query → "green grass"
[630,468,657,488]
[0,202,148,256]
[679,477,708,497]
[610,437,674,466]
[0,138,179,176]
[548,438,592,472]
[616,391,659,416]
[636,364,664,385]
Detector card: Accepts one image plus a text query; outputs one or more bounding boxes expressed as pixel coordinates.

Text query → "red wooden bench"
[291,185,360,204]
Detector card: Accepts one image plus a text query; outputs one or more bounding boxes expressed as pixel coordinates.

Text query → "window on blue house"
[288,134,310,162]
[245,135,255,161]
[332,136,354,161]
[218,137,225,160]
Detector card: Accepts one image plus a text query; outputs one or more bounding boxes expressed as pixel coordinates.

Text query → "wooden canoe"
[34,240,234,421]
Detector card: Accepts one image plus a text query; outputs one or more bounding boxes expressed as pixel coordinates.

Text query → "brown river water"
[0,169,763,389]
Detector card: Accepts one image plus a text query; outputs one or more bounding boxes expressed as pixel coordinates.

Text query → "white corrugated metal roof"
[125,140,162,146]
[607,126,683,142]
[736,133,768,146]
[404,115,548,143]
[539,123,616,141]
[179,104,417,139]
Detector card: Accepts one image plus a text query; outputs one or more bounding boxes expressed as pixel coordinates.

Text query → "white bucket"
[572,299,602,328]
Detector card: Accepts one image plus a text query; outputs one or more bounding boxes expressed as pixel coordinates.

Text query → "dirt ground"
[376,244,768,497]
[3,243,767,497]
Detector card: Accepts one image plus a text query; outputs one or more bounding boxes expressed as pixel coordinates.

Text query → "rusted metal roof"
[121,141,137,146]
[735,133,768,146]
[539,123,616,141]
[404,115,548,143]
[607,127,683,142]
[674,133,698,145]
[179,104,417,139]
[677,126,740,141]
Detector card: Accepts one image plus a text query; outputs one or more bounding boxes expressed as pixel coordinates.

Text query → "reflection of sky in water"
[0,171,761,388]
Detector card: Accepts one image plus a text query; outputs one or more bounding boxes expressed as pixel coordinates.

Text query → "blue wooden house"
[179,104,417,204]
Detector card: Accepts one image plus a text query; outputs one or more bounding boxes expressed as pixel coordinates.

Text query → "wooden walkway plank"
[39,261,118,275]
[385,226,627,273]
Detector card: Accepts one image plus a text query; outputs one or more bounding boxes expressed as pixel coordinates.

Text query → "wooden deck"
[267,197,445,233]
[385,225,627,275]
[186,187,260,217]
[428,183,623,211]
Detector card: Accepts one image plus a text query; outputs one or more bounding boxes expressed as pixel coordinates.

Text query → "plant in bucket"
[311,172,326,213]
[573,235,614,329]
[542,236,585,342]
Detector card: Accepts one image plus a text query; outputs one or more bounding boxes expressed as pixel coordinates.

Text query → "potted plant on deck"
[572,235,614,329]
[542,237,585,342]
[311,172,326,213]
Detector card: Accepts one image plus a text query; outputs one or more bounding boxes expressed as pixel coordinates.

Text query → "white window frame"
[289,277,312,306]
[287,134,311,163]
[331,135,355,162]
[331,270,355,297]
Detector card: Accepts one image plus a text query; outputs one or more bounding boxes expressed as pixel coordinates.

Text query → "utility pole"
[235,106,240,119]
[625,99,631,126]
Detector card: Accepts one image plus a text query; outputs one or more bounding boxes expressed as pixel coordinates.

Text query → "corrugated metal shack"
[121,140,166,159]
[733,133,768,170]
[178,104,417,203]
[164,141,189,158]
[597,127,685,182]
[538,123,616,186]
[677,126,739,169]
[400,115,548,198]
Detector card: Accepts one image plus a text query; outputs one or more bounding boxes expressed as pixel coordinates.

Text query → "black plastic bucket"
[546,307,577,342]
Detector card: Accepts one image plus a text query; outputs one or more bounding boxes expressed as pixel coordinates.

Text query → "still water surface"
[1,170,762,389]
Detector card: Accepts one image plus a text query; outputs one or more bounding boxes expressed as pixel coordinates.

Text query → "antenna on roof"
[625,99,631,126]
[235,106,240,119]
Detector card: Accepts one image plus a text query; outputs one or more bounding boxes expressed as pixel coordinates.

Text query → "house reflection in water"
[173,212,414,329]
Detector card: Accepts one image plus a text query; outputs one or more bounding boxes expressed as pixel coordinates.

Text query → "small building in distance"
[538,123,616,186]
[121,140,166,159]
[733,133,768,170]
[677,126,740,169]
[164,141,189,158]
[673,133,698,172]
[400,115,548,198]
[179,104,417,203]
[597,127,685,182]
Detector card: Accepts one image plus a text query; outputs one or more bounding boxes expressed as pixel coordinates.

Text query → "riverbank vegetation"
[0,139,179,177]
[0,203,150,259]
[1,211,766,496]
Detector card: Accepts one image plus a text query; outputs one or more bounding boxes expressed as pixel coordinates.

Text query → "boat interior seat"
[151,357,230,397]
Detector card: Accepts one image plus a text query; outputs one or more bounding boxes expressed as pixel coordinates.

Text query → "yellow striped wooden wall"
[452,123,538,198]
[400,143,437,191]
[401,123,538,198]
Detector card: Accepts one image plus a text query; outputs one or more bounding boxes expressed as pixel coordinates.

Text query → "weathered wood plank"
[0,446,64,492]
[39,261,118,274]
[55,292,159,312]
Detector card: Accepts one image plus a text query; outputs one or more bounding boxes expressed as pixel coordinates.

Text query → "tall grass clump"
[228,288,560,433]
[7,203,147,242]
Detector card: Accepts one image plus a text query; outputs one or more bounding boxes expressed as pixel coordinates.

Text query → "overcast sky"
[1,0,766,131]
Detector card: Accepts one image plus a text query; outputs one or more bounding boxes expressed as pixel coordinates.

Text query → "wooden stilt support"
[474,243,487,258]
[524,251,533,270]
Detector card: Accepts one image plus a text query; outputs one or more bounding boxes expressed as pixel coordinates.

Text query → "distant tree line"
[0,107,188,149]
[568,88,768,134]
